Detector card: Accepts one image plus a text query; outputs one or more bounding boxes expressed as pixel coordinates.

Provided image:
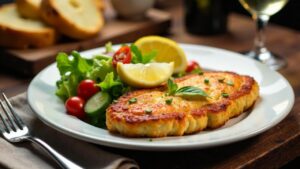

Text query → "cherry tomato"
[186,60,200,73]
[77,79,99,100]
[65,96,85,119]
[112,46,132,67]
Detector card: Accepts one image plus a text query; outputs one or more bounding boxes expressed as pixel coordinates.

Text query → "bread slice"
[40,0,104,40]
[0,4,57,49]
[94,0,105,11]
[16,0,41,19]
[16,0,104,19]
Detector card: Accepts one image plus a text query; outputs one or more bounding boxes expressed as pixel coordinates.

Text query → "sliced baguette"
[41,0,104,40]
[95,0,105,11]
[16,0,104,19]
[0,4,57,49]
[16,0,41,19]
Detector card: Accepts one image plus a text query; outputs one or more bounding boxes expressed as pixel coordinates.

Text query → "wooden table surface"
[1,3,300,169]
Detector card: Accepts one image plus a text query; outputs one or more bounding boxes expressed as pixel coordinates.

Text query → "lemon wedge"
[117,62,174,88]
[134,36,187,73]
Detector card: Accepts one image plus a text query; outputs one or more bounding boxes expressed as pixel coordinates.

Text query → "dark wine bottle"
[184,0,229,35]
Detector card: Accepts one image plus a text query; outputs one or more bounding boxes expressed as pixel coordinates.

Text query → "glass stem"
[253,14,270,55]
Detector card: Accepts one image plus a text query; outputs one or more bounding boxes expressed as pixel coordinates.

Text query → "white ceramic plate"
[27,44,294,151]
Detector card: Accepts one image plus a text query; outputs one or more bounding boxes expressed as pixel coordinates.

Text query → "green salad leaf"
[105,41,114,53]
[98,72,122,91]
[56,53,72,75]
[88,58,114,82]
[97,72,131,99]
[55,42,164,128]
[111,83,132,99]
[93,55,111,61]
[55,51,93,101]
[55,75,78,101]
[191,68,203,75]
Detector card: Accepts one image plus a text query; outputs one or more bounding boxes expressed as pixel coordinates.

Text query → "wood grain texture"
[0,2,300,169]
[0,9,171,76]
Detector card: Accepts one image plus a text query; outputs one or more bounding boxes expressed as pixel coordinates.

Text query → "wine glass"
[239,0,289,70]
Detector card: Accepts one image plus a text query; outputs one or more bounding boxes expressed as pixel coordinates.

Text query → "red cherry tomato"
[112,46,132,67]
[186,60,200,73]
[77,79,99,100]
[65,96,85,119]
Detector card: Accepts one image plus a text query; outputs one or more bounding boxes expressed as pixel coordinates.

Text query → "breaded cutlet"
[106,72,259,137]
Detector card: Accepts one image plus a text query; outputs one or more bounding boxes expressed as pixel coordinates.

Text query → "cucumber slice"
[84,91,112,126]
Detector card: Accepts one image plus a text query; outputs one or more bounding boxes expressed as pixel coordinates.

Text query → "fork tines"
[0,93,25,133]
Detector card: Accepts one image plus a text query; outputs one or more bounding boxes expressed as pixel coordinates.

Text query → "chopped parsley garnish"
[221,93,229,98]
[145,108,152,114]
[226,81,234,86]
[149,138,153,142]
[218,78,225,83]
[128,98,137,104]
[165,98,173,105]
[204,78,209,84]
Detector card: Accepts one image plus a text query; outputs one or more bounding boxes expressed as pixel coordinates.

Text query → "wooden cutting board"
[0,9,171,76]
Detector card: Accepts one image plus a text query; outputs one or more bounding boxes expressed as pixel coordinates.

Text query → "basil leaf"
[130,44,143,63]
[130,44,157,64]
[175,86,208,98]
[142,50,157,63]
[167,79,178,95]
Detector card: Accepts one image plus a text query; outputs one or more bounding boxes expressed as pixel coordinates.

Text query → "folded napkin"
[0,93,139,169]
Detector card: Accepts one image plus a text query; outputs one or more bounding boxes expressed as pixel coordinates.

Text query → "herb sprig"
[166,79,209,98]
[130,44,157,64]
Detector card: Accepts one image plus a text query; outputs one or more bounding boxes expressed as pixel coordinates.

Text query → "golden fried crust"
[106,71,259,137]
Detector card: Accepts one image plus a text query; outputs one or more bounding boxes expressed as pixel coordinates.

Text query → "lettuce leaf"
[88,58,114,82]
[97,72,122,91]
[97,72,131,99]
[105,42,114,53]
[55,51,92,101]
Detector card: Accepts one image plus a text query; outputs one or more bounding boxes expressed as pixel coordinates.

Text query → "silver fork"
[0,93,82,169]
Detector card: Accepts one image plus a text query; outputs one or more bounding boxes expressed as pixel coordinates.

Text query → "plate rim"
[27,43,295,151]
